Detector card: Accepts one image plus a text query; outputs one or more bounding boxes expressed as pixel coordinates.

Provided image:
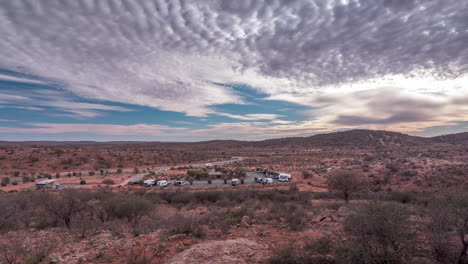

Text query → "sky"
[0,0,468,141]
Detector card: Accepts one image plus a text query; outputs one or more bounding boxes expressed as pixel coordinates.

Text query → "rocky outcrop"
[166,238,269,264]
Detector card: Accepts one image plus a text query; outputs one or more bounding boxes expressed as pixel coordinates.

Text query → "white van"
[144,179,156,187]
[231,178,240,186]
[157,180,168,187]
[262,178,273,184]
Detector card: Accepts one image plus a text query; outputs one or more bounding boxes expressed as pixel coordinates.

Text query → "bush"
[102,179,115,185]
[302,170,312,179]
[12,180,18,186]
[1,177,10,186]
[80,180,87,185]
[168,214,204,236]
[341,202,416,263]
[22,176,32,183]
[105,196,153,224]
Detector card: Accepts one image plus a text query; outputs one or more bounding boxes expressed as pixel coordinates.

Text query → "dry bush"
[166,214,205,238]
[0,231,56,264]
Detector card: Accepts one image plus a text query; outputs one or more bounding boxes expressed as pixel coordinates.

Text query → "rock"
[240,216,251,228]
[166,238,270,264]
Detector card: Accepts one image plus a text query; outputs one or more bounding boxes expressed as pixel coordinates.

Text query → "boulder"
[166,238,269,264]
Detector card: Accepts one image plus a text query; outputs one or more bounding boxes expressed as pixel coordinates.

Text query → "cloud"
[0,89,133,118]
[0,0,467,135]
[218,113,283,121]
[0,123,186,136]
[0,73,47,85]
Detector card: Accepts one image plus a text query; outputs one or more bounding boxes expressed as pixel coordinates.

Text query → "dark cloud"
[334,111,434,126]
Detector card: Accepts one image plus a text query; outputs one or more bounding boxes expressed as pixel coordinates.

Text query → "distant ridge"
[0,129,466,148]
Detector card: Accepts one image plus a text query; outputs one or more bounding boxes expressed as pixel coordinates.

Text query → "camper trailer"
[278,173,292,182]
[35,179,56,190]
[174,180,186,186]
[157,180,168,187]
[143,179,156,187]
[231,178,240,186]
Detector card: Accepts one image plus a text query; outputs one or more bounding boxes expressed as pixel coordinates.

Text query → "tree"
[326,169,363,203]
[40,189,91,229]
[302,170,312,179]
[342,202,416,263]
[105,196,153,225]
[432,190,468,264]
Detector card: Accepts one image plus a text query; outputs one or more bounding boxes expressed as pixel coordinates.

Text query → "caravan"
[231,178,240,186]
[143,179,156,187]
[278,173,292,182]
[157,180,168,187]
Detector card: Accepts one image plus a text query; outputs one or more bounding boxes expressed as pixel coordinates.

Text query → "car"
[278,172,292,181]
[278,175,289,182]
[205,163,213,167]
[262,178,273,184]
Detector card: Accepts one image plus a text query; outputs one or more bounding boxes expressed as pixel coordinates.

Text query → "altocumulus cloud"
[1,0,468,136]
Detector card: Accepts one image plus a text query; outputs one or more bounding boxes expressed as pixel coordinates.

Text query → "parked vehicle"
[278,175,289,182]
[262,178,273,184]
[205,163,213,167]
[231,178,240,186]
[278,173,292,181]
[157,180,168,187]
[143,179,156,187]
[174,180,186,186]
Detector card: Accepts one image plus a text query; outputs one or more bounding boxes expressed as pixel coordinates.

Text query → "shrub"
[105,196,153,225]
[341,202,416,263]
[1,177,10,186]
[102,179,115,185]
[168,214,204,236]
[302,170,312,179]
[22,176,32,183]
[80,180,87,185]
[12,180,18,186]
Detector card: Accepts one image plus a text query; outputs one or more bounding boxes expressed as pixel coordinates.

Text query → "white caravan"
[157,180,168,187]
[144,179,156,187]
[231,178,240,186]
[278,173,292,182]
